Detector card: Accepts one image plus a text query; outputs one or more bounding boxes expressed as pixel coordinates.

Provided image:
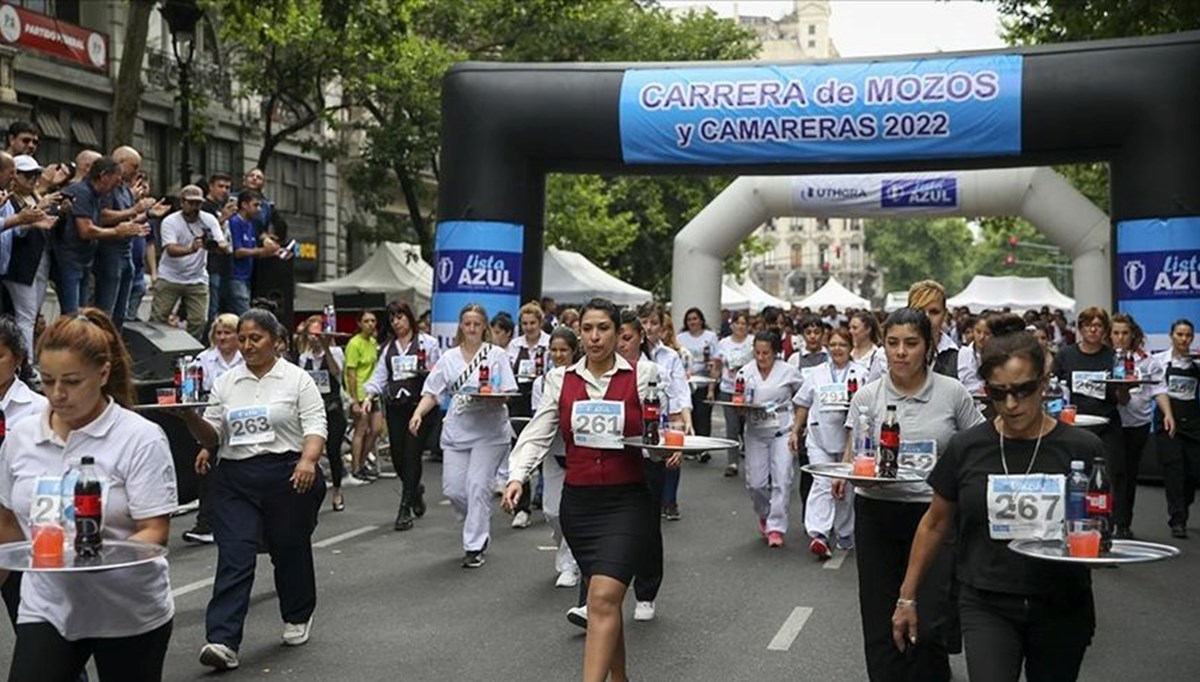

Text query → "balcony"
[145,47,232,107]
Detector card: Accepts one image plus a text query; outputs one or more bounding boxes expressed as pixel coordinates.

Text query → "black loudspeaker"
[122,320,205,382]
[254,257,296,330]
[334,292,386,312]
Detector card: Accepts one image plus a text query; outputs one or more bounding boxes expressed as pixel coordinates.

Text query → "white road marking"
[171,577,214,598]
[536,545,557,551]
[767,606,813,652]
[313,525,379,548]
[823,552,848,570]
[438,499,451,506]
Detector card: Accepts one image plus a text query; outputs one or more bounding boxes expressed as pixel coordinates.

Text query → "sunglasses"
[984,380,1042,402]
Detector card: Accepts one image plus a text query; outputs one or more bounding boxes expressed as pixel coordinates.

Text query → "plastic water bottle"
[1067,460,1088,521]
[855,412,874,457]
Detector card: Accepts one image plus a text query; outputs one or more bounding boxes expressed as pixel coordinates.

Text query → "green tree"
[970,216,1074,295]
[863,217,973,294]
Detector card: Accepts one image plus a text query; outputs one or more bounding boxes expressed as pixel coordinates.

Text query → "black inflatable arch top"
[434,32,1200,341]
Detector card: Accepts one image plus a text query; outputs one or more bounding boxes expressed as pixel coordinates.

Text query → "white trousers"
[744,429,794,534]
[442,442,509,553]
[540,454,578,574]
[804,444,855,540]
[3,250,49,355]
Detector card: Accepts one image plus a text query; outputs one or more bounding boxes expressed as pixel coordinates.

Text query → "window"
[141,122,167,192]
[763,218,776,233]
[850,243,862,269]
[808,40,816,49]
[808,24,816,35]
[790,243,804,269]
[850,218,862,231]
[819,244,829,266]
[205,139,237,179]
[817,218,830,232]
[789,218,802,232]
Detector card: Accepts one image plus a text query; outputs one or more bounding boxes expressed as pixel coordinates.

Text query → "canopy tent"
[883,291,909,312]
[541,246,652,305]
[295,242,433,312]
[947,275,1075,313]
[720,282,751,310]
[723,275,789,312]
[795,277,870,310]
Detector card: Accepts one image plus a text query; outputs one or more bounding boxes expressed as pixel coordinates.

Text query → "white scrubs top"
[421,343,517,449]
[737,360,803,435]
[717,335,754,395]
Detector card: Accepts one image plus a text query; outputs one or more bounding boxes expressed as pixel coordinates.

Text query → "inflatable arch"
[436,32,1200,341]
[671,168,1108,325]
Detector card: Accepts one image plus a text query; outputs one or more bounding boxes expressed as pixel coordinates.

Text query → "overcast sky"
[659,1,1007,57]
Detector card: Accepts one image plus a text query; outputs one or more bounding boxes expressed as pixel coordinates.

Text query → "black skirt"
[560,482,652,585]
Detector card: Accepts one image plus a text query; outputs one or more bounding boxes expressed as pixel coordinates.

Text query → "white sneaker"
[555,569,580,588]
[566,605,588,629]
[343,474,370,487]
[511,510,532,529]
[199,643,239,670]
[634,600,656,621]
[282,616,313,646]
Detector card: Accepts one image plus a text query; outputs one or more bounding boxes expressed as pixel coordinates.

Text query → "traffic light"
[1008,235,1018,247]
[1004,253,1016,266]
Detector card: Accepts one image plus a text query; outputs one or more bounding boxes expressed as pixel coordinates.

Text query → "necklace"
[998,417,1049,476]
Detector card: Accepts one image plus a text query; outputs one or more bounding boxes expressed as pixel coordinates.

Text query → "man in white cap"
[3,154,60,349]
[152,184,226,341]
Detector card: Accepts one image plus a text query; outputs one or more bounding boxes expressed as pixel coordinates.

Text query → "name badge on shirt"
[986,474,1066,541]
[817,383,850,412]
[227,406,276,446]
[392,354,418,379]
[1072,371,1107,401]
[517,359,535,381]
[897,440,937,475]
[571,400,625,450]
[1168,375,1198,402]
[307,369,331,395]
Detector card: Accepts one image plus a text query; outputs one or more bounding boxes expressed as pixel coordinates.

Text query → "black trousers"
[1,570,20,627]
[959,584,1093,682]
[633,459,666,603]
[325,408,347,487]
[854,495,954,682]
[192,446,219,533]
[690,385,713,437]
[8,619,172,682]
[1115,424,1150,528]
[1158,431,1200,527]
[206,453,325,650]
[385,400,430,509]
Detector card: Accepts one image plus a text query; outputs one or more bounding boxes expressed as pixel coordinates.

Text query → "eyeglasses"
[984,380,1041,402]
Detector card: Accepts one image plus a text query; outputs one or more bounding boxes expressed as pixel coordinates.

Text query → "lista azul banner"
[792,174,960,213]
[1116,216,1200,340]
[619,55,1022,165]
[432,221,524,348]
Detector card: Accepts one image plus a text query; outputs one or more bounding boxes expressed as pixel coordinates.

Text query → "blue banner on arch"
[619,55,1022,165]
[1116,217,1200,341]
[432,220,524,348]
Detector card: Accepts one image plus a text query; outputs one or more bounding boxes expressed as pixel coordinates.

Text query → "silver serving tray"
[801,461,926,484]
[0,539,168,573]
[1008,538,1179,565]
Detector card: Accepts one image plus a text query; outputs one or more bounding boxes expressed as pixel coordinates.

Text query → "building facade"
[0,0,343,283]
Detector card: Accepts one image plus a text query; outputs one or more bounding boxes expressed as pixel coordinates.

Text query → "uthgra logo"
[1123,260,1146,292]
[434,250,521,295]
[805,186,868,200]
[881,178,957,208]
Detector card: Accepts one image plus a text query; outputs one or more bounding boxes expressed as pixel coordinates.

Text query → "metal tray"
[1101,378,1159,386]
[621,435,738,453]
[687,376,717,385]
[0,539,168,573]
[461,391,521,399]
[1008,538,1179,565]
[706,400,788,411]
[133,402,214,412]
[1070,414,1109,427]
[801,461,926,484]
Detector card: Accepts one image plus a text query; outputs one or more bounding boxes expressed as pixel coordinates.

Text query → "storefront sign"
[0,3,107,71]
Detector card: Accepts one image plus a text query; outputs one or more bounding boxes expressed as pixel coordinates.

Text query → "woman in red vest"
[505,298,662,682]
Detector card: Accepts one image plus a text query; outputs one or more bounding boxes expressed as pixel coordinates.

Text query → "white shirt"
[508,356,660,483]
[203,358,328,460]
[0,377,47,427]
[530,372,565,461]
[364,334,442,399]
[157,210,222,285]
[0,400,176,639]
[648,342,692,413]
[737,360,803,434]
[1118,351,1167,427]
[421,343,517,449]
[507,331,551,362]
[794,360,856,455]
[957,343,984,394]
[717,335,754,395]
[198,346,244,393]
[850,345,888,385]
[678,329,720,377]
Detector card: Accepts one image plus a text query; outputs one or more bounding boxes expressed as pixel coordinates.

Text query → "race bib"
[986,474,1066,540]
[1072,371,1107,401]
[30,476,64,526]
[1168,375,1198,402]
[391,354,418,377]
[897,440,937,475]
[307,369,331,394]
[517,359,535,381]
[749,403,782,430]
[817,383,850,412]
[228,406,276,446]
[571,400,625,449]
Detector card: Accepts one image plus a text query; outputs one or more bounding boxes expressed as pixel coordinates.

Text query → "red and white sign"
[0,3,107,71]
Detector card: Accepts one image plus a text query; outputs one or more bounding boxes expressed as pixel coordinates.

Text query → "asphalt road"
[1,429,1198,681]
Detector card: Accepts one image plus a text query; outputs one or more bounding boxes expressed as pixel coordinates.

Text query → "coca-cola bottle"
[173,357,185,402]
[643,381,661,445]
[534,347,545,376]
[74,456,103,559]
[1124,351,1136,379]
[416,346,427,372]
[1087,456,1113,553]
[878,405,900,478]
[847,375,859,400]
[733,376,746,404]
[478,364,492,394]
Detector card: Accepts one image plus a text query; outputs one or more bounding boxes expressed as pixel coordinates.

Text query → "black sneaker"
[698,452,712,463]
[664,503,681,521]
[462,551,485,568]
[1171,524,1188,539]
[412,484,427,518]
[183,528,215,544]
[394,507,414,532]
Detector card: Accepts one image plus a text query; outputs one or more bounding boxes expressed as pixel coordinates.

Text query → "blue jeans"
[55,261,91,316]
[227,279,251,315]
[126,272,147,322]
[93,250,134,327]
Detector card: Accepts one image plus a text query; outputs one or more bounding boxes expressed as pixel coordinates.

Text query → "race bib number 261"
[571,401,625,450]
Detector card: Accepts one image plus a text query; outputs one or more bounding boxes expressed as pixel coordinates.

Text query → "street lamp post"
[161,0,204,188]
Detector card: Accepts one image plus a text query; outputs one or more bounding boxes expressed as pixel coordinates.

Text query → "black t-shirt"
[928,420,1104,596]
[1052,344,1118,419]
[200,198,231,276]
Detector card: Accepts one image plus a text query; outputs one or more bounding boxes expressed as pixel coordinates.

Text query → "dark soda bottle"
[74,456,103,558]
[1087,456,1113,553]
[1124,351,1135,379]
[878,405,900,478]
[847,376,858,399]
[478,364,491,390]
[534,347,545,376]
[0,406,6,449]
[643,381,661,445]
[417,346,427,371]
[734,376,745,402]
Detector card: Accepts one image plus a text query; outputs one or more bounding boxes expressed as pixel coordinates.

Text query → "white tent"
[541,246,652,305]
[720,283,751,310]
[883,291,909,312]
[947,275,1075,313]
[724,275,789,312]
[796,277,870,310]
[295,242,433,312]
